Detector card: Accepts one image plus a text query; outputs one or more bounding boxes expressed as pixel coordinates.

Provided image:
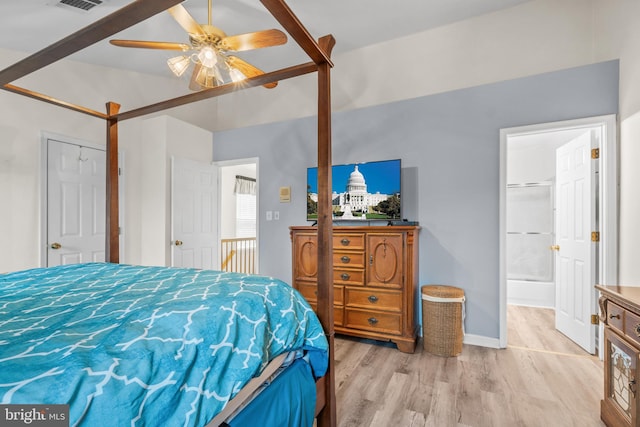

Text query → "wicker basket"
[421,285,465,357]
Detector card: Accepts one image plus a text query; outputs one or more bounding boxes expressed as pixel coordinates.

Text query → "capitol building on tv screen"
[309,164,393,220]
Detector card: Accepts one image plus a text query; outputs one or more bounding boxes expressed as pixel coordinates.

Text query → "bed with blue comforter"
[0,263,328,426]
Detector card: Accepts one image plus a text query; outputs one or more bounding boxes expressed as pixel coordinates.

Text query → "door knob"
[50,242,61,249]
[550,245,560,251]
[175,240,183,246]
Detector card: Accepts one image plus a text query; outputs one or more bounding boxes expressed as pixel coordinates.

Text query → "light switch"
[266,211,272,221]
[274,211,280,220]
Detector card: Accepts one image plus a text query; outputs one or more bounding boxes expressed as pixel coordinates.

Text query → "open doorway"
[218,159,259,274]
[499,115,617,356]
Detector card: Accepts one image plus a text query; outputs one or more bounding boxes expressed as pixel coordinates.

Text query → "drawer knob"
[368,295,379,303]
[341,255,351,263]
[631,379,637,397]
[367,317,378,326]
[610,313,621,320]
[341,238,350,246]
[635,324,640,338]
[341,273,350,280]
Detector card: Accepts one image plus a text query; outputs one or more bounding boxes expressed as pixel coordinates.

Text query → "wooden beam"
[260,0,334,67]
[106,102,121,263]
[0,0,185,86]
[116,62,318,122]
[0,39,312,124]
[2,84,108,119]
[315,34,336,427]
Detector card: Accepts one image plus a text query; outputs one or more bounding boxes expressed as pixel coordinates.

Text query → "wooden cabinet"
[596,285,640,427]
[291,226,419,353]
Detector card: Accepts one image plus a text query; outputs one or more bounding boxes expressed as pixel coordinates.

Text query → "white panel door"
[555,131,597,354]
[171,157,218,270]
[47,139,105,266]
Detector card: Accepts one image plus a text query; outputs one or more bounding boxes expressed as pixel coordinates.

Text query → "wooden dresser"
[290,225,419,353]
[596,284,640,427]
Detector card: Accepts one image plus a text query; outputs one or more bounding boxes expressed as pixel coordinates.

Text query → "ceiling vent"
[54,0,103,12]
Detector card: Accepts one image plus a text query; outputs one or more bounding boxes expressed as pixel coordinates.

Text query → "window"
[236,193,256,238]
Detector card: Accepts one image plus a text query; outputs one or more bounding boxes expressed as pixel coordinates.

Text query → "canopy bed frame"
[0,0,336,425]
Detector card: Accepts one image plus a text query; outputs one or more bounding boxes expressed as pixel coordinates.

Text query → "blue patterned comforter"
[0,263,328,426]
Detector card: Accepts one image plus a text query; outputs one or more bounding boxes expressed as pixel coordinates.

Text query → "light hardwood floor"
[333,305,605,427]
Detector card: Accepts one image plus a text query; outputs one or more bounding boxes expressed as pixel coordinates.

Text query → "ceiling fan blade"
[110,40,191,51]
[168,4,206,36]
[227,56,277,89]
[220,29,287,52]
[189,63,205,91]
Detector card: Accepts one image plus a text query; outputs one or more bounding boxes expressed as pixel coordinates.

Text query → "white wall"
[0,83,104,272]
[210,0,600,132]
[0,51,212,272]
[593,1,640,284]
[507,130,586,184]
[138,116,213,267]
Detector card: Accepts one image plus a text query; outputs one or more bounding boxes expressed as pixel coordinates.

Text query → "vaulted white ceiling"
[0,0,529,79]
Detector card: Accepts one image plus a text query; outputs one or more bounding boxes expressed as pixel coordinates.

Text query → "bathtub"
[507,279,555,308]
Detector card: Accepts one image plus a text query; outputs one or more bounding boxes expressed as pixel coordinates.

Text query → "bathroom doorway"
[499,115,617,355]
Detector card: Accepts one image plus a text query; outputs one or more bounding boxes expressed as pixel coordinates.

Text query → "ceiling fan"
[109,0,287,90]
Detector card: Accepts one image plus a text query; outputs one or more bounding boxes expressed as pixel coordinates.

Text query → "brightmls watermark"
[1,405,69,426]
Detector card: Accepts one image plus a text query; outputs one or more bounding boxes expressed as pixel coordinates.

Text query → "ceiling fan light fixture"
[195,64,223,88]
[229,67,246,83]
[197,46,218,68]
[109,2,285,91]
[167,55,191,77]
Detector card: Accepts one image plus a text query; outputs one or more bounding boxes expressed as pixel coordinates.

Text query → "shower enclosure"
[506,182,555,307]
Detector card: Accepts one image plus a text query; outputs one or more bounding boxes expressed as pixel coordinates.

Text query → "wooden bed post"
[106,101,121,263]
[1,0,338,423]
[316,34,337,427]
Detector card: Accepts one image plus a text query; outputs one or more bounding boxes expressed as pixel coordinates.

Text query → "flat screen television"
[307,158,401,221]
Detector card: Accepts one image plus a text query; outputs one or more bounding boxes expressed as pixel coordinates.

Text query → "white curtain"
[234,175,256,195]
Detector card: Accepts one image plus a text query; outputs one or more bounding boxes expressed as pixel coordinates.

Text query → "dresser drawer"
[607,301,624,333]
[296,281,318,303]
[334,269,365,286]
[333,251,365,268]
[333,233,365,250]
[344,308,401,335]
[296,282,343,305]
[345,288,402,312]
[624,309,640,347]
[310,303,344,326]
[335,306,344,326]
